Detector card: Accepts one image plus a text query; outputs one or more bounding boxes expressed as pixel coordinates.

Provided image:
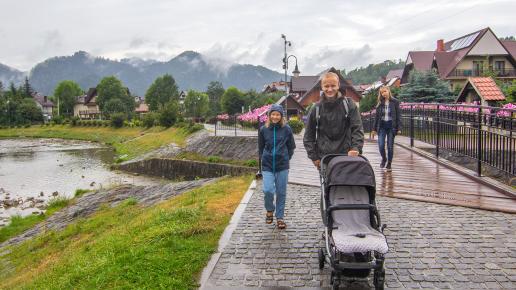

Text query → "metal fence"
[362,103,516,177]
[214,115,260,137]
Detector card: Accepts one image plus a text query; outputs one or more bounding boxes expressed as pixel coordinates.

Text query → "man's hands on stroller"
[313,150,360,169]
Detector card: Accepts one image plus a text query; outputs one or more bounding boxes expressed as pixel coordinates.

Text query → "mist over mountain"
[2,51,284,96]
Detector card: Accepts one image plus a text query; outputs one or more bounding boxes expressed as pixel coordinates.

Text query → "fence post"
[256,122,263,179]
[477,107,482,177]
[410,105,414,147]
[510,114,514,175]
[234,115,237,137]
[369,112,373,139]
[436,104,440,158]
[215,119,218,136]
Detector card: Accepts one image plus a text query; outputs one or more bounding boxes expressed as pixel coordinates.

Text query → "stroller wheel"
[374,268,385,290]
[318,248,325,269]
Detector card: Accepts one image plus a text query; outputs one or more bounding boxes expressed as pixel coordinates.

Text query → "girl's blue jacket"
[258,123,296,173]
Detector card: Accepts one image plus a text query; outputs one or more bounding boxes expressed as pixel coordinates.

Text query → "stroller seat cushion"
[332,229,389,254]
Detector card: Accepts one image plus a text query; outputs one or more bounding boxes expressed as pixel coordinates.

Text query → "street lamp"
[6,100,10,127]
[281,34,301,120]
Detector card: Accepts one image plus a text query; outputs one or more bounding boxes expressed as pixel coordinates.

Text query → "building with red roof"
[456,77,506,106]
[401,27,516,92]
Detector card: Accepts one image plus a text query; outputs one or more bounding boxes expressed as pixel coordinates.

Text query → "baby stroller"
[317,154,388,290]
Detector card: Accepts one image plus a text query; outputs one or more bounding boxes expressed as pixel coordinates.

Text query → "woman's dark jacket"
[259,123,296,172]
[374,97,402,133]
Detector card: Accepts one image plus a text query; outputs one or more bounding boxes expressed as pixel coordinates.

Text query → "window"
[472,61,484,76]
[495,61,505,72]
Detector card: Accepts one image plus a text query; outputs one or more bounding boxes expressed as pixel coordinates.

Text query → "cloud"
[129,37,148,48]
[301,45,373,74]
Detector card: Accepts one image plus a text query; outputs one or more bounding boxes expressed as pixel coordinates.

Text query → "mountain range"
[0,51,285,96]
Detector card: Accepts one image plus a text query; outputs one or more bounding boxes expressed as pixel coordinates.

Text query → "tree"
[398,70,453,103]
[221,86,245,115]
[343,59,405,85]
[53,80,83,116]
[96,76,134,115]
[359,90,378,112]
[184,90,209,119]
[22,77,33,98]
[158,100,179,127]
[145,74,179,111]
[18,98,43,123]
[206,81,225,116]
[0,80,4,98]
[501,80,516,104]
[500,36,515,41]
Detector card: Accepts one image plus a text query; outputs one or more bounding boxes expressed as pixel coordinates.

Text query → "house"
[179,90,187,105]
[290,76,319,99]
[275,94,305,118]
[74,88,101,119]
[384,69,403,88]
[262,81,288,94]
[456,77,506,106]
[134,96,149,115]
[296,67,362,108]
[401,27,516,92]
[31,92,54,120]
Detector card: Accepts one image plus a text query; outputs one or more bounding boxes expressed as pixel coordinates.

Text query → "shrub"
[244,159,258,167]
[207,156,222,163]
[142,113,157,128]
[110,113,126,128]
[288,119,304,134]
[52,115,64,125]
[70,117,80,126]
[158,101,179,127]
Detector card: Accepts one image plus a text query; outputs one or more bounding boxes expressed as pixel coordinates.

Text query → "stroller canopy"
[326,156,376,188]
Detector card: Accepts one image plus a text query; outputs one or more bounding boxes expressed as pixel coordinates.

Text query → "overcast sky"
[0,0,514,74]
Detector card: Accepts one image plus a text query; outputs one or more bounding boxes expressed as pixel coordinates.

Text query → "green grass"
[74,189,91,198]
[0,125,192,163]
[0,197,72,243]
[175,151,258,168]
[0,175,253,289]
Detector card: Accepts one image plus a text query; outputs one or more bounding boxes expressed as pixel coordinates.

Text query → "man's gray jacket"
[303,96,364,161]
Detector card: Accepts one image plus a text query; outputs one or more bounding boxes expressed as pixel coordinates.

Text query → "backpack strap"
[342,97,349,119]
[315,103,320,141]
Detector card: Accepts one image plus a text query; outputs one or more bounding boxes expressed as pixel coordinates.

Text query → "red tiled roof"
[469,77,505,101]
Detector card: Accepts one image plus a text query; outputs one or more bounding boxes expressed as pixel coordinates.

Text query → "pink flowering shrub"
[237,104,272,125]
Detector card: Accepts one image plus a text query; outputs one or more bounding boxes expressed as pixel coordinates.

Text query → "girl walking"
[258,104,296,229]
[372,86,401,170]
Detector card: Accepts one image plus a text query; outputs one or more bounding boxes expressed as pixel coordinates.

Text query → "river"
[0,138,164,226]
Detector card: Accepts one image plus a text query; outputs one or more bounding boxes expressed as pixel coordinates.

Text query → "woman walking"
[258,104,296,229]
[372,86,401,170]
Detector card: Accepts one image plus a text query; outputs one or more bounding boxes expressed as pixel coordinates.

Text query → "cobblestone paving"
[205,182,516,289]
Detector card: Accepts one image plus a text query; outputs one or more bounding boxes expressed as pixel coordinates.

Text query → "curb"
[199,179,257,289]
[394,141,516,199]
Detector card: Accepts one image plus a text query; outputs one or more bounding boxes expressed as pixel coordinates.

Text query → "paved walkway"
[203,137,516,289]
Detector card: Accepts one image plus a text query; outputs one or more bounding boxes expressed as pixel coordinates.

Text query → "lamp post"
[281,34,300,120]
[6,100,10,127]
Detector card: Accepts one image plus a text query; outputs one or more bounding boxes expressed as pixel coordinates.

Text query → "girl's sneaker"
[266,211,273,224]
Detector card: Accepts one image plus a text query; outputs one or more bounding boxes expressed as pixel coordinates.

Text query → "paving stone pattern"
[206,182,516,289]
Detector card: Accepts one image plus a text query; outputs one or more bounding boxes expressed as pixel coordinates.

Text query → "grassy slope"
[0,125,190,162]
[0,175,253,289]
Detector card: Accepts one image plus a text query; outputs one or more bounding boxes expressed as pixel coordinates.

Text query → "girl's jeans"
[262,170,288,219]
[378,120,395,162]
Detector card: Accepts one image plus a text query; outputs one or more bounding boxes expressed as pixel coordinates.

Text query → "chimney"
[436,39,445,52]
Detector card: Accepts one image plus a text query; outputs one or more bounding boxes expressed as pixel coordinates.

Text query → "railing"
[362,103,516,177]
[214,115,260,137]
[449,69,516,77]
